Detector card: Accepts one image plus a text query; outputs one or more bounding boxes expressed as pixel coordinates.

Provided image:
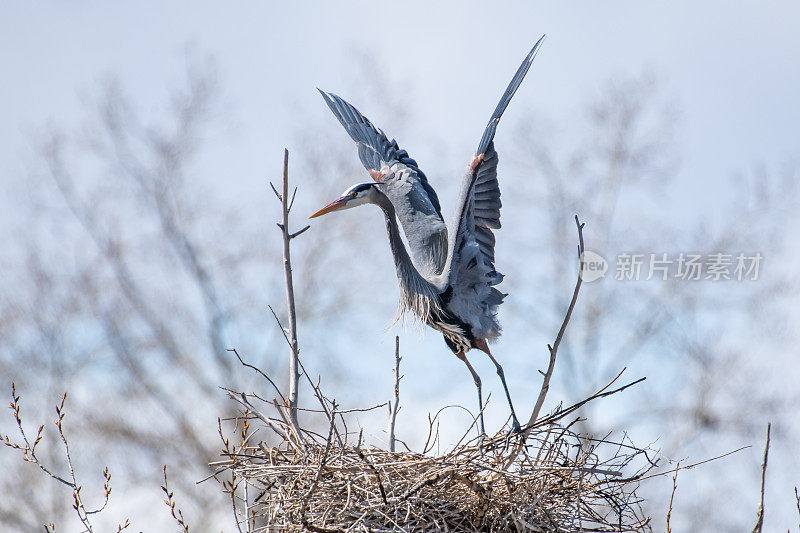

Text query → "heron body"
[310,36,546,434]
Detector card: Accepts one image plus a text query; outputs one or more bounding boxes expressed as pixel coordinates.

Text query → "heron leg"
[475,339,522,433]
[455,351,486,437]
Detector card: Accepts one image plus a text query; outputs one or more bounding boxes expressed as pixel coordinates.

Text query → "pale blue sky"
[2,2,799,214]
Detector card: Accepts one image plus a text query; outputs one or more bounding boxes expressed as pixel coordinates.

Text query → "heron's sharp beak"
[309,197,348,219]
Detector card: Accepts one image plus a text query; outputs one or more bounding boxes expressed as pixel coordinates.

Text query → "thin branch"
[273,147,304,429]
[387,336,402,454]
[227,348,287,406]
[267,304,343,446]
[223,390,302,449]
[503,215,585,470]
[3,385,70,487]
[752,422,771,533]
[300,406,343,533]
[290,225,311,240]
[2,385,124,532]
[528,215,586,432]
[269,181,281,201]
[666,461,679,533]
[161,465,190,533]
[532,377,646,429]
[616,445,751,484]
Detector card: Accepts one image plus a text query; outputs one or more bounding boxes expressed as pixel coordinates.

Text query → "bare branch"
[751,422,771,533]
[288,186,299,213]
[666,461,679,533]
[266,304,344,447]
[2,385,126,531]
[269,181,282,202]
[227,348,287,406]
[290,225,311,240]
[387,336,402,453]
[502,216,585,470]
[275,148,303,428]
[527,215,586,432]
[161,465,190,533]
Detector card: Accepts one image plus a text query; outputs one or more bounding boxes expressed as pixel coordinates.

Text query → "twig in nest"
[223,389,303,448]
[533,376,647,429]
[300,405,343,533]
[267,304,343,447]
[355,447,388,505]
[227,348,286,406]
[616,446,751,485]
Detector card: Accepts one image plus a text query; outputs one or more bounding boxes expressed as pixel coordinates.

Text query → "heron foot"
[511,416,522,434]
[477,431,488,456]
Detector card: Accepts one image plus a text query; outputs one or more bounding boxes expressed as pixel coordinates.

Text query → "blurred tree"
[0,53,412,531]
[502,73,798,531]
[1,53,797,532]
[1,63,249,529]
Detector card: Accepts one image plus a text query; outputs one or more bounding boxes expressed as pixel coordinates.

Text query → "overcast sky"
[2,1,799,213]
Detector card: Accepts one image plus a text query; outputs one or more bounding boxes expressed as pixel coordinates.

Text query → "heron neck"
[374,193,441,321]
[380,186,448,277]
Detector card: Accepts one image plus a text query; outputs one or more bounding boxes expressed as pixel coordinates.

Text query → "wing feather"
[318,89,443,218]
[442,36,544,340]
[477,35,545,156]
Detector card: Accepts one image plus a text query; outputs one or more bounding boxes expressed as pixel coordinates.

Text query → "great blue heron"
[310,36,545,435]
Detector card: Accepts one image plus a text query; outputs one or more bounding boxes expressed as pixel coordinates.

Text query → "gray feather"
[318,37,544,347]
[477,34,545,155]
[318,89,443,218]
[437,35,544,340]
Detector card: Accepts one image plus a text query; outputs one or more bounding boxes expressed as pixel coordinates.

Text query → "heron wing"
[318,90,443,219]
[443,36,544,339]
[319,89,449,274]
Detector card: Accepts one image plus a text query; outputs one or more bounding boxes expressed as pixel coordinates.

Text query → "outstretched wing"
[319,90,449,275]
[443,35,545,340]
[318,90,443,218]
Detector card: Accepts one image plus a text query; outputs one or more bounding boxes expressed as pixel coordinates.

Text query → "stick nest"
[214,213,656,530]
[218,408,653,532]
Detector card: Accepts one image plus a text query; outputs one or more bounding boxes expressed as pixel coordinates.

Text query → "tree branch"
[501,216,584,471]
[751,422,771,533]
[526,215,586,433]
[273,148,303,428]
[2,385,128,532]
[387,336,402,453]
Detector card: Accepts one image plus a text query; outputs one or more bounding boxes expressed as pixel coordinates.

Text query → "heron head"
[309,183,377,219]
